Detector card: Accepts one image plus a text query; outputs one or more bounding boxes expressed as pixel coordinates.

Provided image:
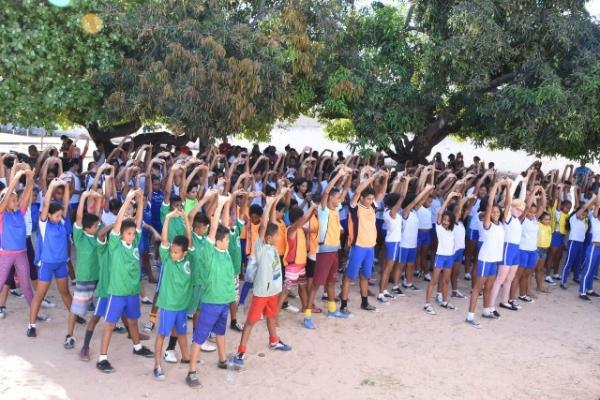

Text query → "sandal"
[311,305,322,314]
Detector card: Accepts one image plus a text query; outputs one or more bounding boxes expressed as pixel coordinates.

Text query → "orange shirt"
[285,227,308,266]
[275,219,287,257]
[307,214,319,258]
[348,204,376,248]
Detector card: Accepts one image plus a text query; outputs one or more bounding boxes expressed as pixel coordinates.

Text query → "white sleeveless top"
[520,217,539,252]
[454,221,466,251]
[503,216,522,244]
[401,210,419,248]
[590,216,600,243]
[435,224,455,256]
[569,214,586,242]
[479,222,505,262]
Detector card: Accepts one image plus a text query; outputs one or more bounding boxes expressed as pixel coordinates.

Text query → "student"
[226,191,246,333]
[96,189,154,373]
[186,195,237,386]
[28,178,73,339]
[66,190,103,349]
[464,171,492,281]
[283,202,317,329]
[0,166,35,319]
[465,178,508,328]
[578,195,600,301]
[378,176,410,302]
[424,192,461,314]
[341,170,388,314]
[545,197,572,285]
[560,196,593,289]
[238,200,263,306]
[233,191,292,368]
[154,209,194,381]
[451,194,475,299]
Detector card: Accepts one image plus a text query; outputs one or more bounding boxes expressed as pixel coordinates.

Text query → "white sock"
[383,290,390,295]
[98,354,108,362]
[28,323,36,328]
[467,312,475,320]
[133,343,142,351]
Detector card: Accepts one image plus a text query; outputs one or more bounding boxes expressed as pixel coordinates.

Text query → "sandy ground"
[1,268,600,400]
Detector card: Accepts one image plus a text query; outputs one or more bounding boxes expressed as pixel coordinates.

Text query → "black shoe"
[26,326,37,338]
[573,278,580,284]
[360,303,377,312]
[481,312,497,319]
[492,310,501,318]
[579,294,591,301]
[499,302,518,311]
[186,372,202,387]
[96,359,115,373]
[587,291,600,298]
[217,360,228,370]
[230,321,244,332]
[560,283,568,290]
[390,287,404,296]
[76,315,86,325]
[133,345,154,358]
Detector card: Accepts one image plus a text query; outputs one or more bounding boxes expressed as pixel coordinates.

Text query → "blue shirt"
[150,190,164,230]
[31,203,40,234]
[36,218,69,264]
[0,209,27,252]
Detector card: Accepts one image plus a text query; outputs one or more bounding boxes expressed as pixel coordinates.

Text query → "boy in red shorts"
[233,190,291,368]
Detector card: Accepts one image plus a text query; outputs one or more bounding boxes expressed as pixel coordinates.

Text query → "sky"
[356,0,600,18]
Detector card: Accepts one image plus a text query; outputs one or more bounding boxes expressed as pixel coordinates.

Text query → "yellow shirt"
[348,204,377,248]
[538,223,552,248]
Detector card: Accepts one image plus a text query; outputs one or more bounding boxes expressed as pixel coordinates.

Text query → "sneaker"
[153,366,165,380]
[9,289,23,298]
[217,360,228,370]
[339,306,352,317]
[64,335,76,349]
[464,273,472,281]
[0,306,5,319]
[481,311,497,319]
[499,302,518,311]
[508,299,522,310]
[36,314,51,322]
[186,372,201,388]
[76,316,86,325]
[284,304,300,313]
[376,295,389,304]
[360,303,377,312]
[492,310,501,318]
[164,349,178,363]
[465,318,481,329]
[143,321,155,333]
[579,294,592,301]
[440,302,456,310]
[544,276,556,285]
[413,271,419,277]
[114,324,126,334]
[423,304,436,315]
[208,332,216,343]
[552,274,561,280]
[200,342,216,352]
[405,284,420,291]
[518,295,534,303]
[390,287,405,296]
[230,321,244,332]
[303,317,315,330]
[383,292,397,299]
[26,325,37,337]
[41,298,55,308]
[96,359,114,373]
[424,273,432,282]
[586,291,600,298]
[79,347,91,361]
[435,293,443,304]
[451,290,467,299]
[560,283,568,290]
[269,340,292,351]
[321,294,328,301]
[141,297,153,305]
[327,310,348,319]
[233,354,244,369]
[133,345,154,358]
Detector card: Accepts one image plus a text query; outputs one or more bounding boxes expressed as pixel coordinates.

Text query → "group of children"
[0,142,598,387]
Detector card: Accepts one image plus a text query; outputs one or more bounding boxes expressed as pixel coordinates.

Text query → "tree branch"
[482,72,516,92]
[132,131,190,148]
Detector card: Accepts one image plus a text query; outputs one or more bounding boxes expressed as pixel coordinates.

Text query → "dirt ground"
[1,273,600,400]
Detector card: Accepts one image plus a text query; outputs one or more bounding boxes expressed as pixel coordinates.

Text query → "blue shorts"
[158,309,187,336]
[104,294,141,323]
[193,303,229,344]
[94,297,109,318]
[417,230,431,246]
[477,261,498,277]
[434,255,454,269]
[453,249,465,264]
[38,262,69,282]
[138,236,150,254]
[400,247,417,264]
[551,232,565,248]
[502,243,521,266]
[346,245,375,280]
[385,242,401,263]
[519,250,538,269]
[467,229,479,241]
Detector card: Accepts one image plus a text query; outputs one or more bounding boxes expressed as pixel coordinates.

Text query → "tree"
[319,1,600,163]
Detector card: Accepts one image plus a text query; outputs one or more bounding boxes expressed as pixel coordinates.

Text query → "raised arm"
[259,196,277,241]
[502,179,513,223]
[207,195,228,242]
[438,192,461,225]
[112,190,137,234]
[402,184,434,219]
[0,170,26,213]
[320,167,348,208]
[483,180,502,229]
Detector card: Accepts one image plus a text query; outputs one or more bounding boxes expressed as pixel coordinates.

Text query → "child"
[28,178,72,340]
[186,195,237,387]
[233,191,292,368]
[66,190,103,349]
[154,209,194,380]
[238,199,263,306]
[96,189,154,373]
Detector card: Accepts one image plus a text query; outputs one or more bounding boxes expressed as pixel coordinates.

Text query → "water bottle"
[226,357,236,384]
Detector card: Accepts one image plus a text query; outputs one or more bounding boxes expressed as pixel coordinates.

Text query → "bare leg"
[215,335,226,362]
[425,269,441,304]
[489,265,510,308]
[29,281,51,324]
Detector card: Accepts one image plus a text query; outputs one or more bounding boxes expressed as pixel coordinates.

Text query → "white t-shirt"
[384,209,403,242]
[65,171,82,204]
[453,221,466,251]
[569,214,587,242]
[519,217,539,252]
[101,211,117,228]
[416,206,432,230]
[503,216,522,244]
[435,224,454,256]
[479,222,505,262]
[590,216,600,242]
[400,210,419,248]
